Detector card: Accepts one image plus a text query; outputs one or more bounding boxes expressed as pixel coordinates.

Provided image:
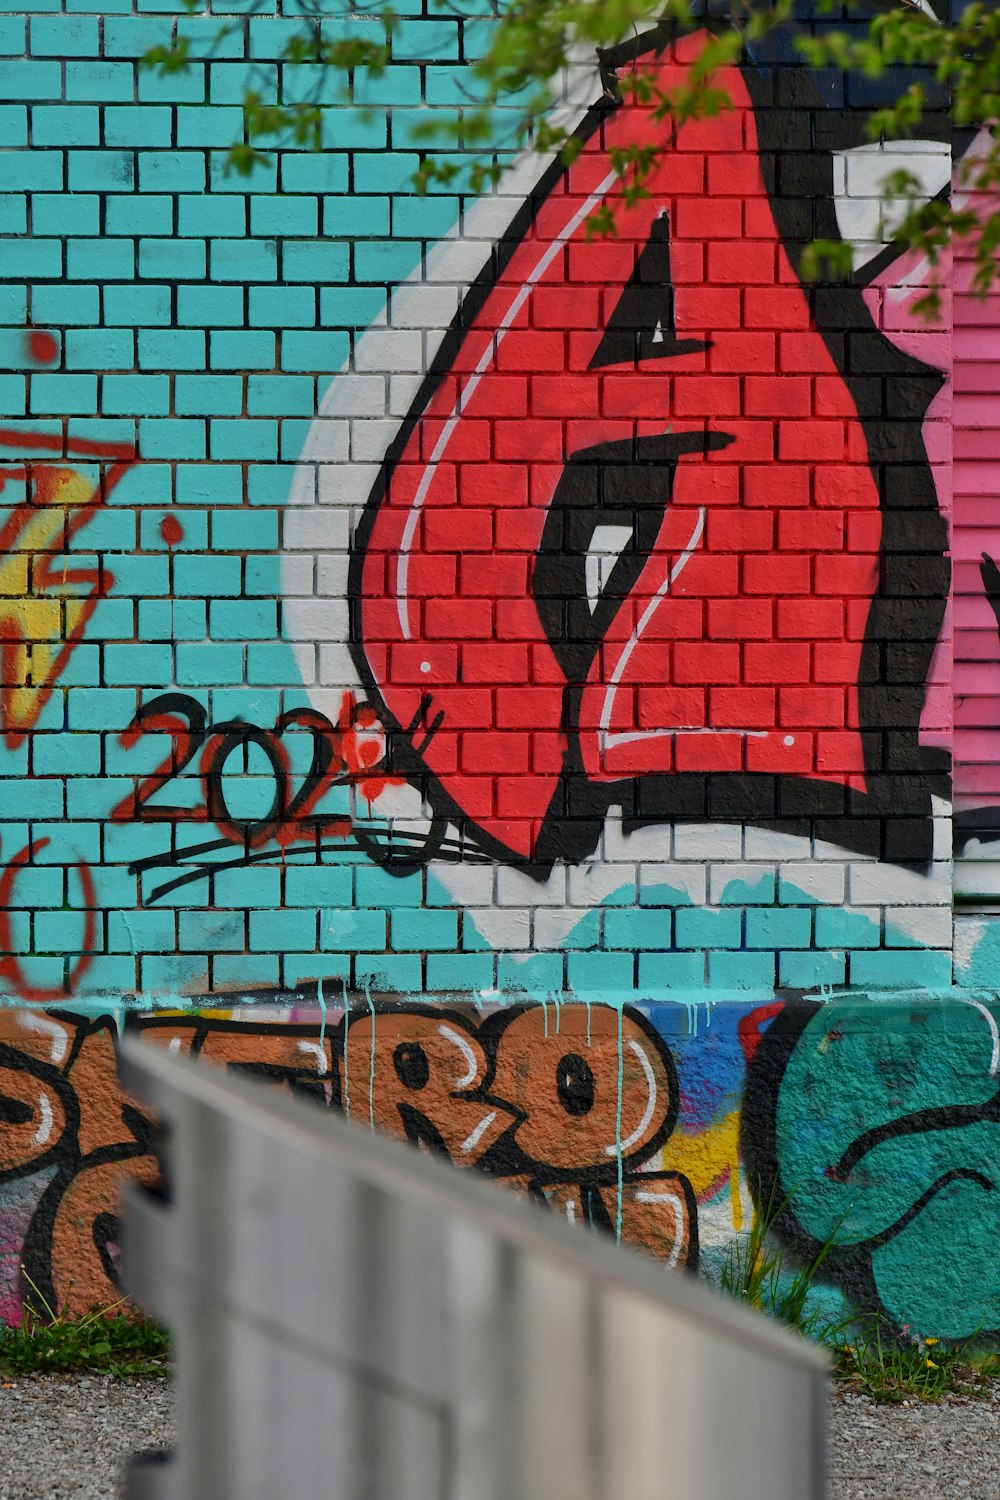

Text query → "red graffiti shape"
[0,839,96,1001]
[737,1001,785,1067]
[160,513,183,549]
[358,45,881,861]
[27,331,58,365]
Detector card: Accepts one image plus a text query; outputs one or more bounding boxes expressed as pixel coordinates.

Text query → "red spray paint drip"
[27,331,58,365]
[160,514,184,549]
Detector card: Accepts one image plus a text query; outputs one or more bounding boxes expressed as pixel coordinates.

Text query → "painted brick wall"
[0,0,493,1001]
[952,164,1000,912]
[0,5,973,1008]
[2,3,1000,1346]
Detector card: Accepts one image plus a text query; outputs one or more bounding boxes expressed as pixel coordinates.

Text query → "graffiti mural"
[353,38,948,871]
[0,4,963,1018]
[0,1003,697,1319]
[743,996,1000,1339]
[0,0,1000,1338]
[2,994,997,1340]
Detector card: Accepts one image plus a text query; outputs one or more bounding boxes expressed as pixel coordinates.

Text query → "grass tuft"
[717,1183,1000,1405]
[0,1269,170,1380]
[718,1178,843,1342]
[830,1325,1000,1405]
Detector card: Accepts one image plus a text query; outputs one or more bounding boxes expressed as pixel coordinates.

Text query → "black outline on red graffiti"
[348,132,582,875]
[350,30,954,877]
[742,61,953,870]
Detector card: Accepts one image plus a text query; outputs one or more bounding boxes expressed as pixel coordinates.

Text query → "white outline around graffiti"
[395,169,620,640]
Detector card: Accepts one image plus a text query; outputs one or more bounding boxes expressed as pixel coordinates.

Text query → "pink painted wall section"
[952,187,1000,814]
[861,163,1000,832]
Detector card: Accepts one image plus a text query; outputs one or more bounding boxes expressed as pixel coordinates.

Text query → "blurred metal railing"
[120,1035,828,1500]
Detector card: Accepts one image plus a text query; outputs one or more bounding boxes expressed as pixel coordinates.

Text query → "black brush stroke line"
[405,694,434,736]
[982,551,1000,637]
[132,815,472,889]
[831,1093,1000,1180]
[125,768,387,876]
[128,837,234,876]
[143,828,492,904]
[866,1169,995,1250]
[415,710,445,758]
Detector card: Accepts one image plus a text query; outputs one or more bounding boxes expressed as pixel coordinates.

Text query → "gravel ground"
[829,1382,1000,1500]
[0,1376,998,1497]
[0,1377,172,1499]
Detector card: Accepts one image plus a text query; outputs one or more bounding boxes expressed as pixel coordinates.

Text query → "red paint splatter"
[0,431,132,458]
[337,690,398,806]
[160,514,183,549]
[27,331,58,365]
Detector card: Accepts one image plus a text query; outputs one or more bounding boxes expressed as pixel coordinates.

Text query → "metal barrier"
[120,1035,828,1500]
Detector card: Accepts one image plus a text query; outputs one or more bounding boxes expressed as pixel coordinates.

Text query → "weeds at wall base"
[829,1332,1000,1406]
[0,1306,170,1381]
[717,1190,1000,1405]
[0,1271,170,1380]
[0,1309,170,1380]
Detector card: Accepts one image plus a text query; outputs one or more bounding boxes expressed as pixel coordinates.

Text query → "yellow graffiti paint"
[660,1110,743,1230]
[0,465,106,745]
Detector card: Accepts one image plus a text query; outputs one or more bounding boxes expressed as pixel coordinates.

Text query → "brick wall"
[0,6,973,1005]
[1,4,1000,1345]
